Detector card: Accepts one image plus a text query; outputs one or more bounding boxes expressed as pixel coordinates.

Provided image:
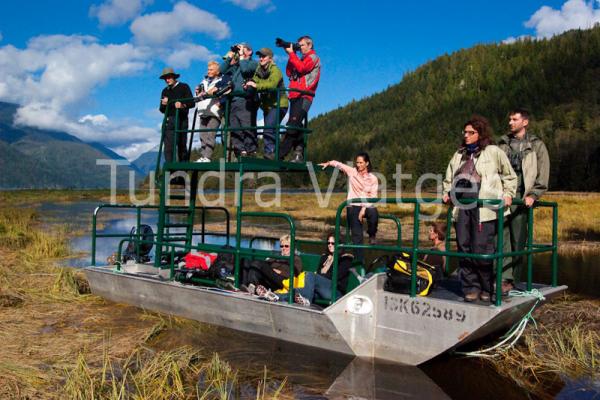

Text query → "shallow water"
[40,200,600,399]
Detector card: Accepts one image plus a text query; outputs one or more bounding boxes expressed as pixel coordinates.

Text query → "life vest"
[275,271,307,294]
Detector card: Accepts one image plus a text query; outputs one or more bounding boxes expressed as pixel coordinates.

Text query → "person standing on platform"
[220,43,258,158]
[279,35,320,162]
[245,47,288,160]
[159,67,194,163]
[497,108,550,294]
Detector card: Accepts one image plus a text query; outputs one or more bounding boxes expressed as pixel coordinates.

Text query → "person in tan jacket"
[443,115,517,302]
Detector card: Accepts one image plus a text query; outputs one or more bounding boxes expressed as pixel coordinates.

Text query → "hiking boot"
[240,150,248,157]
[464,292,479,302]
[479,292,491,302]
[368,236,377,245]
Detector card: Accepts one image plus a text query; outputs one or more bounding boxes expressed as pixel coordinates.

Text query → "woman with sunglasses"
[442,115,516,302]
[319,152,379,262]
[290,233,355,306]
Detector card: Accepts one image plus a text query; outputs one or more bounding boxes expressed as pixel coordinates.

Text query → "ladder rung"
[165,208,191,214]
[169,194,187,200]
[161,236,188,242]
[164,223,191,228]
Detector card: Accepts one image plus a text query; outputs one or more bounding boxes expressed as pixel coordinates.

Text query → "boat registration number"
[383,295,467,323]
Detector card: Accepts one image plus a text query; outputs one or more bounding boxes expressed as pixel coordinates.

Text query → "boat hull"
[84,265,567,365]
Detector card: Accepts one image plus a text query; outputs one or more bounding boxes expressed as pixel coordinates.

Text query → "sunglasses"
[281,244,290,248]
[327,241,335,245]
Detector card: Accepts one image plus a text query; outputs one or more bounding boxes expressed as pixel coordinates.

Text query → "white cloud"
[165,43,216,69]
[112,139,159,161]
[0,34,159,159]
[502,35,531,44]
[79,114,109,126]
[526,0,600,38]
[90,0,152,27]
[0,34,149,109]
[15,103,156,148]
[130,1,230,45]
[225,0,275,11]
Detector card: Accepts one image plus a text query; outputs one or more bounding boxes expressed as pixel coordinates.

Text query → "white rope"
[456,289,546,358]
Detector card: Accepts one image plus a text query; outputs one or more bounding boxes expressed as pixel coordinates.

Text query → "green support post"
[527,206,534,291]
[552,204,559,287]
[233,164,244,288]
[331,201,345,304]
[154,171,168,268]
[91,209,98,266]
[445,206,453,275]
[410,202,420,297]
[495,203,506,306]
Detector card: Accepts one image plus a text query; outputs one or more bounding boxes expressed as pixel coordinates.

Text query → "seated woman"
[292,233,354,306]
[423,222,447,283]
[243,234,303,300]
[442,115,516,302]
[319,152,379,262]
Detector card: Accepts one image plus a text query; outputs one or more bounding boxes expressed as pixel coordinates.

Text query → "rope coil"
[456,289,546,358]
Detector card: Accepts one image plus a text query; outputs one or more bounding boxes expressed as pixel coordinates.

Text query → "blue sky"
[0,0,598,160]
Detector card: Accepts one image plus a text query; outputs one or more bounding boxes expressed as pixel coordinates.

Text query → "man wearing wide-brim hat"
[159,67,194,163]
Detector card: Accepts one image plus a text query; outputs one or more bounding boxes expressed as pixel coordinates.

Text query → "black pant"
[455,207,497,295]
[164,117,189,162]
[279,97,312,159]
[347,206,379,261]
[244,260,284,291]
[229,98,257,155]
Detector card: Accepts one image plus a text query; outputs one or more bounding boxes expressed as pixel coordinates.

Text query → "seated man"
[243,234,303,299]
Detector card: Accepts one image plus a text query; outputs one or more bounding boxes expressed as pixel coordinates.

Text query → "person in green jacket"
[245,47,289,160]
[497,108,550,293]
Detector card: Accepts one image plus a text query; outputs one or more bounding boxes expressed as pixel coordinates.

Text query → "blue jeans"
[262,107,287,155]
[277,272,342,303]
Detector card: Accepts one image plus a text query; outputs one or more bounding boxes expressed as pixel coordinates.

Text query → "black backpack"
[381,253,438,296]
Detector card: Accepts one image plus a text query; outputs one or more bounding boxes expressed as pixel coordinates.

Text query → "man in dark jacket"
[498,108,550,292]
[279,35,321,162]
[159,67,194,163]
[220,43,258,158]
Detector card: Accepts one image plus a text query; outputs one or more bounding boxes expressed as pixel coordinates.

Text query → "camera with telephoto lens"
[230,45,241,53]
[275,37,301,52]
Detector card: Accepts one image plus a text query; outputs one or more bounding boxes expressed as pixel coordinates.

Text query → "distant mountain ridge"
[0,101,142,189]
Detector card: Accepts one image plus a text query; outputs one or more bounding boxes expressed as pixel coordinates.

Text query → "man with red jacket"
[279,35,320,162]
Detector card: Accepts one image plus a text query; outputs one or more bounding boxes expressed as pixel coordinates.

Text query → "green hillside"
[309,27,600,191]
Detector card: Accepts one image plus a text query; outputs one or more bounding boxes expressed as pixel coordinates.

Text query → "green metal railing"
[329,197,559,306]
[155,87,315,180]
[91,204,230,266]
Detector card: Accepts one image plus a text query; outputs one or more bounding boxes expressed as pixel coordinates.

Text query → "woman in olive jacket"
[442,115,517,302]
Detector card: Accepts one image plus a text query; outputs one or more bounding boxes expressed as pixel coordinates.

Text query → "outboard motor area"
[123,224,154,263]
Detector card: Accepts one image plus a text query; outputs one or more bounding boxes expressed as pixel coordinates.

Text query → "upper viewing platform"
[157,86,317,176]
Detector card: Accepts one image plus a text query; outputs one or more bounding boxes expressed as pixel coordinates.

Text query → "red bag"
[184,252,218,270]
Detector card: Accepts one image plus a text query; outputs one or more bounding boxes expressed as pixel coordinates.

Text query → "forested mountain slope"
[309,27,600,190]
